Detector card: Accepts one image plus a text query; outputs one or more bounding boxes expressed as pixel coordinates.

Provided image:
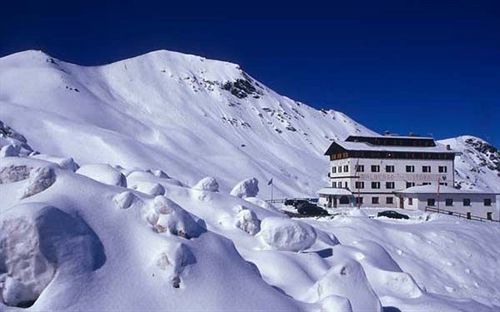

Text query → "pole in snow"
[268,178,274,201]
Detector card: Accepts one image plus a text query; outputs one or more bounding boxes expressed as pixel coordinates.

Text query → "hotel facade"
[318,135,497,219]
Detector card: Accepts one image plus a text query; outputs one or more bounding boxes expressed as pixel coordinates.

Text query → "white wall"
[329,158,454,208]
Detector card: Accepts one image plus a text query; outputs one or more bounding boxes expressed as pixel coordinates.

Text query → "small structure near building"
[318,187,355,208]
[395,185,498,220]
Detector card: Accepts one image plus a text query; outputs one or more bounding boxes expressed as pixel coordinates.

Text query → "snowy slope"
[439,136,500,192]
[0,50,375,198]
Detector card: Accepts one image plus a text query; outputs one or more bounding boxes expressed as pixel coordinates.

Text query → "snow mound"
[230,177,259,198]
[31,154,79,171]
[192,177,219,192]
[76,164,126,187]
[132,181,165,196]
[259,217,316,251]
[312,258,382,312]
[113,191,141,210]
[0,204,105,307]
[21,166,56,198]
[235,207,261,235]
[149,196,205,239]
[156,243,196,289]
[320,295,353,312]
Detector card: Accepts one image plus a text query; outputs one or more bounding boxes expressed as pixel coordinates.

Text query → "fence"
[424,206,500,223]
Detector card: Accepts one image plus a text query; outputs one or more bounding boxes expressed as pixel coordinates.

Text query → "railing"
[424,206,499,223]
[265,198,318,204]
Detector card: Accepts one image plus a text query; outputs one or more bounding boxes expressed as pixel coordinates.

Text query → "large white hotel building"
[318,135,497,219]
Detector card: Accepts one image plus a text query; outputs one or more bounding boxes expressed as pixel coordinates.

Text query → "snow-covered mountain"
[439,136,500,192]
[0,50,376,198]
[1,49,498,196]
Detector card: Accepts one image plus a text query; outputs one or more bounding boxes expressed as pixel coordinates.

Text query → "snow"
[192,176,219,192]
[0,49,499,311]
[230,177,259,198]
[259,217,318,251]
[76,164,126,187]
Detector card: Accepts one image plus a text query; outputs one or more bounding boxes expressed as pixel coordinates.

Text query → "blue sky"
[1,1,499,145]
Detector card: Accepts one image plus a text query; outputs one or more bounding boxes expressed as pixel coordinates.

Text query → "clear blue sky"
[1,1,499,145]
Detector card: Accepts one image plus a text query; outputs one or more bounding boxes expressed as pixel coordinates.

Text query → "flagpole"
[271,182,274,201]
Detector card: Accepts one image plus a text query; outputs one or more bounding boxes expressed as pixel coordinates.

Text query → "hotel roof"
[394,185,499,195]
[325,135,458,155]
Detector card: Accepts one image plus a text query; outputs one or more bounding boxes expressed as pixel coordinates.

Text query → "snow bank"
[192,177,219,192]
[243,197,279,212]
[76,164,126,187]
[259,217,316,252]
[230,177,259,198]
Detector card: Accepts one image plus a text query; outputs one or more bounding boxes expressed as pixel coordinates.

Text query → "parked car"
[377,210,409,220]
[284,199,308,207]
[296,202,329,216]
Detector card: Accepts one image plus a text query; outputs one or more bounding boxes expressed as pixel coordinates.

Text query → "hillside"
[0,50,375,198]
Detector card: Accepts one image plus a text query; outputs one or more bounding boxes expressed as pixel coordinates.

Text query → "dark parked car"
[296,202,329,216]
[377,210,409,220]
[284,199,308,207]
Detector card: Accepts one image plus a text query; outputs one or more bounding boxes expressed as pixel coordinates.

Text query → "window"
[466,212,471,219]
[343,165,349,173]
[355,197,363,205]
[386,182,395,189]
[445,198,453,206]
[332,167,337,173]
[406,182,415,188]
[372,197,379,204]
[422,182,431,185]
[371,182,380,189]
[385,165,395,173]
[427,198,436,206]
[484,198,492,206]
[408,198,413,205]
[406,165,415,173]
[355,181,364,189]
[339,196,350,205]
[439,166,447,173]
[371,165,380,172]
[386,197,394,204]
[422,166,431,173]
[487,212,492,220]
[463,198,471,206]
[338,166,342,173]
[344,181,348,188]
[439,182,447,186]
[332,182,337,188]
[355,165,364,172]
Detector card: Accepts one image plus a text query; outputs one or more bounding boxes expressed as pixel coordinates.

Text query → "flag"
[267,178,273,185]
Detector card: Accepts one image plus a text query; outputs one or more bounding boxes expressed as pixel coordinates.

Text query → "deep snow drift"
[1,154,499,311]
